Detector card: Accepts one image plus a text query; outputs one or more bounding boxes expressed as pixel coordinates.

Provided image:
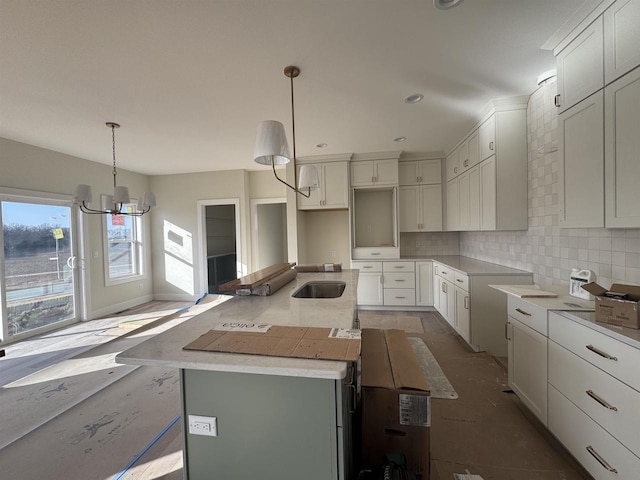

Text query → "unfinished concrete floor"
[0,308,590,480]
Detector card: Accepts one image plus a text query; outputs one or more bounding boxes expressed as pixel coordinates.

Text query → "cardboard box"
[360,329,430,479]
[582,282,640,329]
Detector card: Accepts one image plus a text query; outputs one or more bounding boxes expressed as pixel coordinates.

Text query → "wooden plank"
[218,262,295,291]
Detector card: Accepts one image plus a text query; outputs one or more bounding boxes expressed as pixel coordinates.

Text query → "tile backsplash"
[402,80,639,288]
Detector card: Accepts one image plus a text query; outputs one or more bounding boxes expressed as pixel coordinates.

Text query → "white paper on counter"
[214,322,271,333]
[328,328,361,339]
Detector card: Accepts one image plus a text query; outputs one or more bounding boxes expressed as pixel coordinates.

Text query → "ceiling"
[0,0,587,176]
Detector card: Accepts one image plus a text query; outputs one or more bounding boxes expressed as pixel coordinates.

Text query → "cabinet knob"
[463,159,469,167]
[454,166,458,174]
[554,94,561,107]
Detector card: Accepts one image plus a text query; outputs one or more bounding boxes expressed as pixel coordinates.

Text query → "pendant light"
[254,66,319,197]
[74,122,157,216]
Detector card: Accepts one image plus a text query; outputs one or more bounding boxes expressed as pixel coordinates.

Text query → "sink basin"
[292,281,346,299]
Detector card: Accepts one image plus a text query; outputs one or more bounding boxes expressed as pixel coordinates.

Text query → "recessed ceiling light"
[404,93,424,104]
[394,136,407,142]
[316,143,328,148]
[434,0,464,10]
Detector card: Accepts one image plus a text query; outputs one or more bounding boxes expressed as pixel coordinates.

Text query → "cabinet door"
[558,91,604,228]
[416,261,433,306]
[445,280,456,328]
[445,151,459,182]
[455,286,470,343]
[419,184,442,231]
[479,116,496,161]
[467,130,480,168]
[437,277,448,319]
[479,156,496,230]
[433,266,441,311]
[508,318,548,425]
[556,17,604,113]
[418,159,442,184]
[297,165,322,209]
[605,67,640,228]
[604,0,640,84]
[468,165,480,231]
[322,162,349,208]
[357,273,383,306]
[458,141,470,173]
[399,186,419,232]
[458,171,470,230]
[446,178,459,231]
[374,159,398,185]
[350,162,375,186]
[398,161,419,185]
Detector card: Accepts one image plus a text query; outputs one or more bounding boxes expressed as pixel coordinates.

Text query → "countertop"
[491,284,595,311]
[116,270,358,380]
[553,310,640,349]
[398,255,532,276]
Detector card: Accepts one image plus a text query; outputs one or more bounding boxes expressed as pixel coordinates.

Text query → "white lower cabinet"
[507,317,548,425]
[454,286,470,343]
[547,311,640,479]
[382,261,415,306]
[354,262,383,306]
[355,261,426,307]
[415,261,433,306]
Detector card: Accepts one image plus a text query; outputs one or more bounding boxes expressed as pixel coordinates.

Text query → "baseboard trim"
[153,293,202,302]
[88,294,155,320]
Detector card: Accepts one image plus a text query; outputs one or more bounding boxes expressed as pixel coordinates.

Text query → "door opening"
[204,204,238,294]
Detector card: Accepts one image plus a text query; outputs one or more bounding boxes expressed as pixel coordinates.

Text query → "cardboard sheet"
[183,325,361,361]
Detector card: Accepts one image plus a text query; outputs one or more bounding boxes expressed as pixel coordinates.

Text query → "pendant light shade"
[254,120,291,166]
[298,164,320,191]
[113,185,131,204]
[74,184,93,204]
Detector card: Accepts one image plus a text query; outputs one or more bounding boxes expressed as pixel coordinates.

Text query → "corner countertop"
[396,255,532,276]
[554,310,640,350]
[115,270,358,380]
[491,284,595,311]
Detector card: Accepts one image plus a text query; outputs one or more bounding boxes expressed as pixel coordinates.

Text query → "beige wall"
[299,210,350,266]
[249,170,286,199]
[0,138,154,318]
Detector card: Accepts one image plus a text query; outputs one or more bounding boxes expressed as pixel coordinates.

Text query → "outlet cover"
[188,414,218,437]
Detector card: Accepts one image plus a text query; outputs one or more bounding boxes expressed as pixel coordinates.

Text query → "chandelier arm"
[271,159,310,198]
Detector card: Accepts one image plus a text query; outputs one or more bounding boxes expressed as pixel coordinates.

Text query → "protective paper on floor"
[358,312,425,334]
[409,337,458,399]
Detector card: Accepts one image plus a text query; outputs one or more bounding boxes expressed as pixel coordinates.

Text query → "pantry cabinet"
[558,91,605,228]
[604,0,640,84]
[399,185,442,233]
[605,67,640,228]
[297,160,349,210]
[555,17,604,113]
[350,158,398,186]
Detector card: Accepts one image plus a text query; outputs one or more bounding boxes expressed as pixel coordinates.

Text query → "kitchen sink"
[292,281,346,299]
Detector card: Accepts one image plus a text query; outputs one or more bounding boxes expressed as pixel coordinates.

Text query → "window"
[103,202,144,284]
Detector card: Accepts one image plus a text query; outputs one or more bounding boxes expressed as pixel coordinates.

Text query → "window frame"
[102,197,146,286]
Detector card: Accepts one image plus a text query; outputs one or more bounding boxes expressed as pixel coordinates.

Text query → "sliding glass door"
[0,197,80,343]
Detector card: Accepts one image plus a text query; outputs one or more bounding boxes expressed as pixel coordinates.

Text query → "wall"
[0,138,154,318]
[460,80,640,288]
[255,203,287,269]
[299,210,350,266]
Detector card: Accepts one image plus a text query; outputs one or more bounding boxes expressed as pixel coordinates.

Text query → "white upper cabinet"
[446,178,459,231]
[479,116,496,162]
[445,150,460,182]
[466,130,480,171]
[399,185,442,233]
[297,161,349,210]
[605,67,640,227]
[556,17,604,113]
[398,159,441,186]
[604,0,640,84]
[350,158,398,186]
[558,91,605,228]
[479,156,497,230]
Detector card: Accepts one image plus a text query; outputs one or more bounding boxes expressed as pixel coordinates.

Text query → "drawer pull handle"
[362,266,372,269]
[586,390,618,411]
[456,279,464,283]
[395,296,406,299]
[505,322,511,341]
[586,345,618,361]
[371,252,381,256]
[586,446,618,474]
[394,266,405,269]
[395,279,405,282]
[515,308,531,316]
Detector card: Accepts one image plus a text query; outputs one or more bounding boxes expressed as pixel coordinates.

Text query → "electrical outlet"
[331,250,337,258]
[188,414,218,437]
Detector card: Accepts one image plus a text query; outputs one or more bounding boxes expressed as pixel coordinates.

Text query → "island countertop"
[115,270,358,380]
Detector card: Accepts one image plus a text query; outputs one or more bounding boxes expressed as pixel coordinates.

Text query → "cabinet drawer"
[352,261,382,273]
[383,288,416,306]
[549,312,640,392]
[508,297,548,336]
[383,272,415,289]
[435,264,454,282]
[453,272,469,291]
[549,385,640,479]
[382,261,415,272]
[549,340,640,456]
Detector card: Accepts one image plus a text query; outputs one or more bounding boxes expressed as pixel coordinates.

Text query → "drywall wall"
[255,203,287,269]
[0,138,154,318]
[460,80,640,288]
[299,210,350,266]
[249,170,286,199]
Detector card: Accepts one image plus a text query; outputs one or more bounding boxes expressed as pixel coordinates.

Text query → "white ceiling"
[0,0,587,176]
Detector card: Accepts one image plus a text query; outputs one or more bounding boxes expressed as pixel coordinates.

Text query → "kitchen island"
[116,270,359,480]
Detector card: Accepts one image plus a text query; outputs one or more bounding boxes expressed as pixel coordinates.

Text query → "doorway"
[199,200,242,294]
[251,198,287,271]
